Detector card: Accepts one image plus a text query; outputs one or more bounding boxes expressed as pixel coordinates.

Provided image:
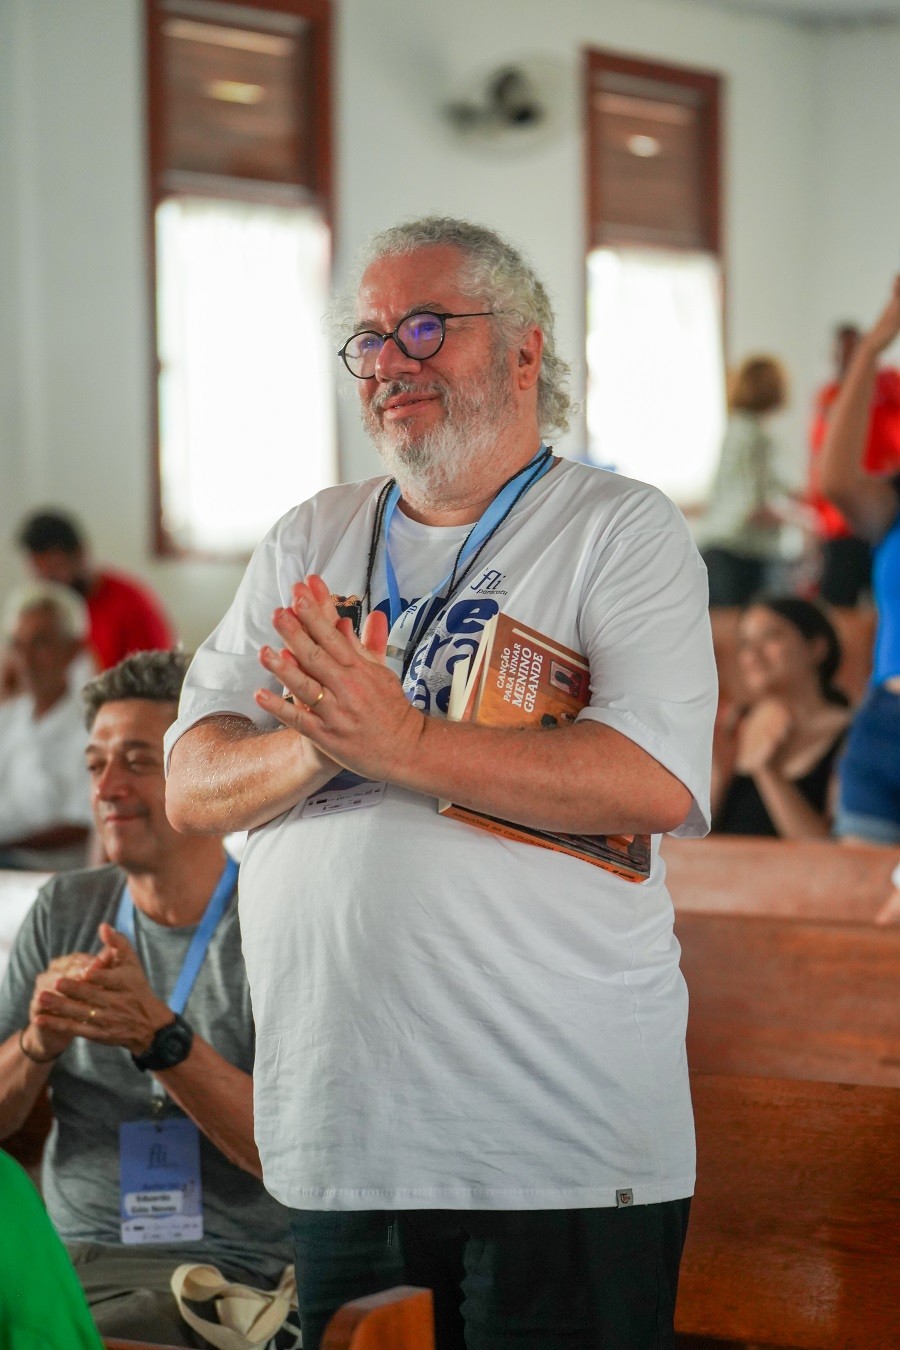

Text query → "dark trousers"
[819,535,872,606]
[290,1200,691,1350]
[701,547,768,607]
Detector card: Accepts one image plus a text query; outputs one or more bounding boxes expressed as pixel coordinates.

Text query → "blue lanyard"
[115,856,239,1017]
[381,445,553,675]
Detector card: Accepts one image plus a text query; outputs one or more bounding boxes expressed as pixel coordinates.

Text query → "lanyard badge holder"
[117,856,238,1244]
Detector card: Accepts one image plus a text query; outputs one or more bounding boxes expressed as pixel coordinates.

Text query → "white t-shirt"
[166,458,717,1211]
[0,690,92,869]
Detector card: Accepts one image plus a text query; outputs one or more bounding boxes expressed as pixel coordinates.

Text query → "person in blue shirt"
[819,276,900,849]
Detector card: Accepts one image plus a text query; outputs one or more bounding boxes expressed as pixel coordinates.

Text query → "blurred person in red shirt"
[807,323,900,605]
[15,510,175,672]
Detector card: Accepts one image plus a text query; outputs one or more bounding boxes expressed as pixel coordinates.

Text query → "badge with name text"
[120,1117,203,1244]
[301,769,387,817]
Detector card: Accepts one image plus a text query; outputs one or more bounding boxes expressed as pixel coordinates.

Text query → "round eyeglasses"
[338,311,494,379]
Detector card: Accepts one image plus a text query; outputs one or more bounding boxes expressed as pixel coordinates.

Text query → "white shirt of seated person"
[0,597,92,868]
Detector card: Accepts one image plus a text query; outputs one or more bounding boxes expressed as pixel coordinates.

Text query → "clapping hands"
[28,925,172,1058]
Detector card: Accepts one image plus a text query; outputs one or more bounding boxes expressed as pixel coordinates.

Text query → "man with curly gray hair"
[334,216,572,445]
[168,217,717,1348]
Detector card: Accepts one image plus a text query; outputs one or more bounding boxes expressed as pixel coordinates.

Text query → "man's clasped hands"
[23,926,178,1063]
[255,575,429,783]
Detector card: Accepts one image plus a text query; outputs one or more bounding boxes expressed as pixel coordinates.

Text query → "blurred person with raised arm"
[820,278,900,852]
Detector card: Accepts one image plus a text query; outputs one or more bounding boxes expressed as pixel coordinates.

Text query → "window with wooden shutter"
[584,49,725,504]
[147,0,335,557]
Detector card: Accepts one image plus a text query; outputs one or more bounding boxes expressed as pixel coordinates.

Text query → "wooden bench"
[662,834,897,923]
[677,911,900,1087]
[667,836,900,1345]
[105,1342,184,1350]
[666,836,900,1085]
[323,1287,434,1349]
[677,1075,900,1350]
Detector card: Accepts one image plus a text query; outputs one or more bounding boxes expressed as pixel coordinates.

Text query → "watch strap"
[131,1013,194,1073]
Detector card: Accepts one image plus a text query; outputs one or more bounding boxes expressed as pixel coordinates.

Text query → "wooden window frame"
[582,48,727,499]
[583,46,723,259]
[145,0,334,560]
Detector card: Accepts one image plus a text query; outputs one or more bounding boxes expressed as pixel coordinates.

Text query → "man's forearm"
[155,1036,262,1178]
[396,718,692,836]
[166,715,336,835]
[0,1030,54,1140]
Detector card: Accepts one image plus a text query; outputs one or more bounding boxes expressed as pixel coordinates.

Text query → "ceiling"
[686,0,900,24]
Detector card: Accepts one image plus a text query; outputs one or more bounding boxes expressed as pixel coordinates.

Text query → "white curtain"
[586,247,726,503]
[156,196,335,553]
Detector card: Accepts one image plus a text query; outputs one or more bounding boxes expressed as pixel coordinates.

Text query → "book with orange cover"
[438,612,651,882]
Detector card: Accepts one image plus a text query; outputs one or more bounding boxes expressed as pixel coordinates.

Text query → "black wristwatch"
[131,1013,194,1073]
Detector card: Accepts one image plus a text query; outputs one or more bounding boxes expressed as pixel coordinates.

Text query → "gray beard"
[361,369,515,508]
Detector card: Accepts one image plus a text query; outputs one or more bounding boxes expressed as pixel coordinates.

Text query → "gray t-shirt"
[0,865,291,1284]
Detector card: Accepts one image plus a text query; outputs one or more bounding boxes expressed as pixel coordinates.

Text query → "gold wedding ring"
[314,688,326,705]
[88,1007,98,1020]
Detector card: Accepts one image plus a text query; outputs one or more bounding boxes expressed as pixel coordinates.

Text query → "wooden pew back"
[662,835,897,923]
[678,1074,900,1350]
[677,911,900,1087]
[323,1288,434,1350]
[105,1342,184,1349]
[668,837,900,1343]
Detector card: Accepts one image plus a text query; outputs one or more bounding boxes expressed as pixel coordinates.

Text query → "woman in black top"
[712,597,851,837]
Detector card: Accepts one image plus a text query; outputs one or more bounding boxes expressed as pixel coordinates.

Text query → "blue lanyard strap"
[380,446,554,688]
[115,856,239,1017]
[381,444,551,630]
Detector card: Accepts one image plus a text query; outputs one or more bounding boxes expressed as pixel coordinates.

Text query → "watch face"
[156,1019,192,1066]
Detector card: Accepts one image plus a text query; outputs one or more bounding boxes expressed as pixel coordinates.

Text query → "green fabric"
[0,1149,103,1350]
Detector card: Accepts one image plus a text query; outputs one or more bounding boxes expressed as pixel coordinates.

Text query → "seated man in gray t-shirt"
[0,651,293,1346]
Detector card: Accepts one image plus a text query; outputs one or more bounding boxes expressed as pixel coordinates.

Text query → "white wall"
[335,0,817,485]
[0,0,249,645]
[807,22,900,376]
[0,0,28,598]
[0,0,895,646]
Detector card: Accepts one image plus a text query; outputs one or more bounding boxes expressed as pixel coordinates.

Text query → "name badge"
[301,769,386,817]
[120,1117,203,1245]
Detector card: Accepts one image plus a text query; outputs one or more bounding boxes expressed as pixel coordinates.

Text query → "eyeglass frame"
[337,310,495,379]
